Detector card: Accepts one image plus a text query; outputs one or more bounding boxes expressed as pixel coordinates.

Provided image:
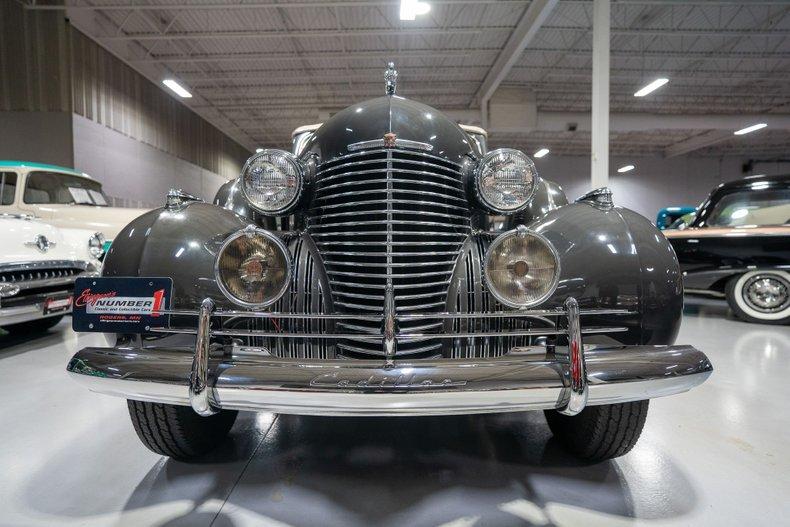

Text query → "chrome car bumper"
[0,302,68,326]
[67,343,712,417]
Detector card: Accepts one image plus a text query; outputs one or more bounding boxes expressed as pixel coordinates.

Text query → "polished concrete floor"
[1,298,788,526]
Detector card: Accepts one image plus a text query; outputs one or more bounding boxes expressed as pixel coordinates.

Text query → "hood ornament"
[26,234,56,253]
[385,62,397,95]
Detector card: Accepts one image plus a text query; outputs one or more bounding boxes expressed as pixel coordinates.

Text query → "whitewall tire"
[726,270,790,324]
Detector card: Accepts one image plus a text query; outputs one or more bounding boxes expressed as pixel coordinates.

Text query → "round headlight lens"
[88,232,106,259]
[241,149,303,214]
[476,148,538,213]
[215,228,290,307]
[484,227,560,308]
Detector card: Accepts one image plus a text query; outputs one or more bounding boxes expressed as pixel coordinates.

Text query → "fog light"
[215,226,290,307]
[0,283,20,298]
[484,226,560,308]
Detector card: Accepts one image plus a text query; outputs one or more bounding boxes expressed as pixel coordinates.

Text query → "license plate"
[44,296,72,315]
[72,277,173,333]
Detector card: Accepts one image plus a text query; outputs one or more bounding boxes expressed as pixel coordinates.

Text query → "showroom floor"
[0,298,788,527]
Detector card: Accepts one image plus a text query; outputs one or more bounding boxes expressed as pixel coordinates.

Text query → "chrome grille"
[310,148,471,358]
[0,267,82,284]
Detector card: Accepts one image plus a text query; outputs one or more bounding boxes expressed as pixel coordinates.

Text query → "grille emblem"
[383,132,397,148]
[26,234,56,253]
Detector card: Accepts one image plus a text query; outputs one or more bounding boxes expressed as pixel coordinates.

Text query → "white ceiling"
[32,0,790,157]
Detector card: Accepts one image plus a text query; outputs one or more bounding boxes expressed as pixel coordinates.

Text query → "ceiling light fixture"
[162,79,192,98]
[400,0,431,21]
[617,165,635,173]
[733,123,767,135]
[533,148,550,158]
[634,78,669,97]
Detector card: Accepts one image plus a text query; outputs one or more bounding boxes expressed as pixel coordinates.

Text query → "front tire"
[544,400,649,461]
[127,400,237,460]
[726,271,790,324]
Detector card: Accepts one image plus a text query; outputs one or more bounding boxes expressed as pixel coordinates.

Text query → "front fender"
[530,203,682,345]
[102,202,250,310]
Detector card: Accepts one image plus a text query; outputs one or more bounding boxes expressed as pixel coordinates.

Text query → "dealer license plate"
[72,277,173,333]
[43,296,73,315]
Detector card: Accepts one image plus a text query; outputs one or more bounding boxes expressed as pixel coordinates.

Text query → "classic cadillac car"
[0,161,148,250]
[67,65,712,462]
[665,174,790,324]
[1,213,101,333]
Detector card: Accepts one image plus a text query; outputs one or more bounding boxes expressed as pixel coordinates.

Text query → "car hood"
[0,217,94,264]
[30,205,149,240]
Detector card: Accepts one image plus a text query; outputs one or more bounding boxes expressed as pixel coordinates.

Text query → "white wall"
[72,114,230,206]
[533,154,767,221]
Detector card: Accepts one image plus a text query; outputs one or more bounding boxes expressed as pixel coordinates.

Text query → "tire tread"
[127,400,237,460]
[545,400,649,461]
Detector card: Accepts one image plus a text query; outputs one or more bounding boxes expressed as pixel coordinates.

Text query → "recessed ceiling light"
[617,165,635,173]
[533,148,550,158]
[162,79,192,98]
[400,0,431,20]
[734,123,767,135]
[634,78,669,97]
[256,148,264,153]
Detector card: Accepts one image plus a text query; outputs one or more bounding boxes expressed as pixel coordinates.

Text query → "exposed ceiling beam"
[542,26,790,37]
[664,130,733,158]
[24,0,790,10]
[99,27,490,42]
[472,0,559,117]
[26,1,525,11]
[130,49,501,64]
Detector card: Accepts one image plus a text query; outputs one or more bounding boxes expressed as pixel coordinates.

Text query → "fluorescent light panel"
[733,123,767,135]
[617,165,635,173]
[634,78,668,97]
[162,79,192,98]
[533,148,550,158]
[400,0,430,20]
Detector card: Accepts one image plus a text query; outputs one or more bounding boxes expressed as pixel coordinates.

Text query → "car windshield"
[707,189,790,227]
[23,171,109,206]
[669,212,695,230]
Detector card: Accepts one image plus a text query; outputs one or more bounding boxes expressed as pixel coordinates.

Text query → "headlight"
[240,149,303,215]
[88,232,106,259]
[215,227,290,308]
[475,148,538,213]
[484,226,560,308]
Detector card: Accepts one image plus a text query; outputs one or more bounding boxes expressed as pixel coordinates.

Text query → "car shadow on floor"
[0,324,66,357]
[121,411,697,527]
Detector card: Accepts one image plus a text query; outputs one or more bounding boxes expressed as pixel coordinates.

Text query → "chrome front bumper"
[67,343,711,417]
[67,295,712,417]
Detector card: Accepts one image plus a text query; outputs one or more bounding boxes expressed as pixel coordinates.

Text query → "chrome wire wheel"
[727,270,790,324]
[743,274,790,313]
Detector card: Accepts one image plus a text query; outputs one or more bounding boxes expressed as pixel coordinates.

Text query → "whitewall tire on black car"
[726,270,790,324]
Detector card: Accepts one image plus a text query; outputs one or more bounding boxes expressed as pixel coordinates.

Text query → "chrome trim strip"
[348,138,433,152]
[67,344,713,417]
[0,260,90,274]
[149,325,628,339]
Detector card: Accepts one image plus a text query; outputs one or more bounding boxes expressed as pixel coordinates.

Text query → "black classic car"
[67,65,712,462]
[665,174,790,324]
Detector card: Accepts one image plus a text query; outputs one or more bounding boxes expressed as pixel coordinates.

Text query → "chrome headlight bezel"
[483,226,561,309]
[214,226,292,308]
[88,232,106,259]
[474,148,539,214]
[240,149,305,215]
